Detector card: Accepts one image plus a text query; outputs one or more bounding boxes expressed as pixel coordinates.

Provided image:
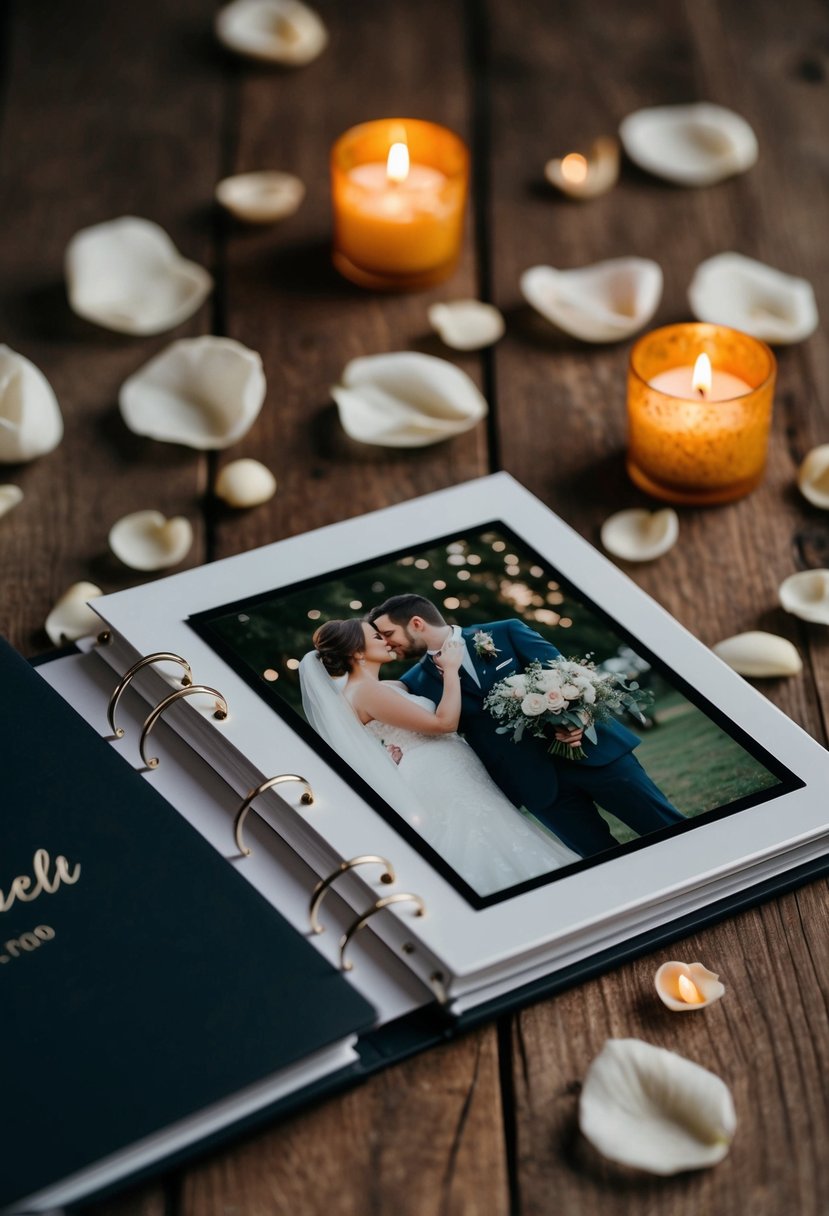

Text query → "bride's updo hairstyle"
[313,619,365,677]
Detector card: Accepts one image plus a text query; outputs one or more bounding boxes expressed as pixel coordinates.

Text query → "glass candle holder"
[627,323,777,505]
[331,118,469,291]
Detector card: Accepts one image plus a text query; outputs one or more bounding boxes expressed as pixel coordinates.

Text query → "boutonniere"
[472,630,501,660]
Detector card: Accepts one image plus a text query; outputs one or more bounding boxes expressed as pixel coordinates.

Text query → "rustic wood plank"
[206,0,488,563]
[180,1029,509,1216]
[0,0,224,655]
[486,0,829,1211]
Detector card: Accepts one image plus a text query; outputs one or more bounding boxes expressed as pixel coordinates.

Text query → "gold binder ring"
[309,856,395,936]
[107,652,193,739]
[139,685,227,769]
[339,893,426,972]
[234,774,315,857]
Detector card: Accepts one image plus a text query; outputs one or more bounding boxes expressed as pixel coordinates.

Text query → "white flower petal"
[119,336,267,450]
[779,569,829,625]
[654,961,726,1011]
[579,1039,736,1175]
[0,484,24,518]
[109,510,193,571]
[215,0,327,66]
[798,445,829,509]
[600,508,678,562]
[332,352,487,448]
[712,631,802,678]
[215,171,305,224]
[619,103,758,186]
[688,252,818,345]
[520,258,663,343]
[45,582,103,646]
[65,217,213,336]
[215,458,277,507]
[428,300,505,350]
[0,346,64,463]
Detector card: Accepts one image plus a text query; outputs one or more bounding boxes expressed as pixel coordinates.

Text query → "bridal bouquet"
[484,656,652,759]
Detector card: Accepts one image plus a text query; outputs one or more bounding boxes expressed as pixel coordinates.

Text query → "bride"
[299,619,578,897]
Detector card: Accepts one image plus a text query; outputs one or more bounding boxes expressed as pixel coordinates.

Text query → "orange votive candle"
[627,323,777,505]
[331,118,469,291]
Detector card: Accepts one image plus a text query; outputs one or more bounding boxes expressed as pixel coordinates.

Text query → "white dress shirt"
[427,624,481,687]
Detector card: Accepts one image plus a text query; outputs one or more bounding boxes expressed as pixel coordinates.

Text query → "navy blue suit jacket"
[399,618,640,815]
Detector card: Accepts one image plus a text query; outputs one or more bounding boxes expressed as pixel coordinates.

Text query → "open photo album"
[18,473,829,1210]
[53,474,828,1001]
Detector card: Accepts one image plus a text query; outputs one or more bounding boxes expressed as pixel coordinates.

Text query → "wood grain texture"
[2,0,828,1213]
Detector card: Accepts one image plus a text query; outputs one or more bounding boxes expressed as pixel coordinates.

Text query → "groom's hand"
[554,726,584,745]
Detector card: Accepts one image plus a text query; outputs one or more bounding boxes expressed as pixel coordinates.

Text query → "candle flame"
[692,353,712,398]
[677,974,703,1004]
[386,141,410,184]
[561,153,588,184]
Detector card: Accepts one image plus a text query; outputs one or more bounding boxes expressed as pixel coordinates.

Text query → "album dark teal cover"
[0,637,375,1210]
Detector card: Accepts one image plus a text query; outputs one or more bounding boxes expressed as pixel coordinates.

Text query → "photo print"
[190,524,799,908]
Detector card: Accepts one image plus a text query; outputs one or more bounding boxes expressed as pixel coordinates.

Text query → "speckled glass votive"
[627,323,777,505]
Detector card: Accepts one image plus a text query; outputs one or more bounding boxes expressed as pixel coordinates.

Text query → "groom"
[368,595,684,858]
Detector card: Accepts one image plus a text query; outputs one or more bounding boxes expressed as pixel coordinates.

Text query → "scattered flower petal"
[654,961,726,1011]
[579,1038,737,1175]
[688,253,818,345]
[0,485,23,518]
[65,217,213,336]
[712,631,802,678]
[600,508,679,562]
[109,510,194,571]
[428,300,505,350]
[215,0,328,66]
[544,137,620,200]
[798,445,829,509]
[619,103,758,186]
[332,352,487,448]
[215,171,305,223]
[215,458,277,507]
[0,346,64,463]
[119,336,267,450]
[520,259,663,343]
[45,581,103,646]
[779,569,829,625]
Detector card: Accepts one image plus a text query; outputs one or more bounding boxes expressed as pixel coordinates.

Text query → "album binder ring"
[234,775,315,857]
[139,685,228,769]
[107,652,193,739]
[339,893,426,972]
[309,856,395,935]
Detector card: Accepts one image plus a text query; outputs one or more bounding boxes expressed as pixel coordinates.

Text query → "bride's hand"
[434,638,464,674]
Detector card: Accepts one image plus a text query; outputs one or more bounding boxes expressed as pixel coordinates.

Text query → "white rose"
[536,669,564,692]
[546,689,566,711]
[503,674,526,688]
[560,683,580,700]
[521,693,548,717]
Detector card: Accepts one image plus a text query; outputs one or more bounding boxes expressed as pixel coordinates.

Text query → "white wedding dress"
[362,686,578,894]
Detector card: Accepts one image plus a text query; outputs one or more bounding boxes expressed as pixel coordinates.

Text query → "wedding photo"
[191,525,795,903]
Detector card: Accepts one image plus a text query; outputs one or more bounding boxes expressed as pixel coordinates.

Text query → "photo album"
[13,472,829,1212]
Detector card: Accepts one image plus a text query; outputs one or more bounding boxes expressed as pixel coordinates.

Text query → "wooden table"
[3,1,828,1212]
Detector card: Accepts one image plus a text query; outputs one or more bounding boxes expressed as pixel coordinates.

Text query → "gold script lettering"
[0,849,81,913]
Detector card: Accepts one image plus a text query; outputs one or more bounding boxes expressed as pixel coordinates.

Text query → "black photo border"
[189,520,804,911]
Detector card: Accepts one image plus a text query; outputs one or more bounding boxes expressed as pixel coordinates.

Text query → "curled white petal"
[215,171,305,224]
[428,301,505,351]
[332,352,488,448]
[619,103,758,186]
[779,569,829,625]
[544,137,620,200]
[109,510,194,571]
[45,582,103,646]
[66,217,213,336]
[119,337,267,450]
[215,458,277,507]
[712,631,802,678]
[689,253,818,345]
[798,445,829,509]
[0,485,23,519]
[520,259,662,343]
[654,961,726,1011]
[216,0,328,66]
[600,508,678,562]
[0,346,64,463]
[579,1038,736,1175]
